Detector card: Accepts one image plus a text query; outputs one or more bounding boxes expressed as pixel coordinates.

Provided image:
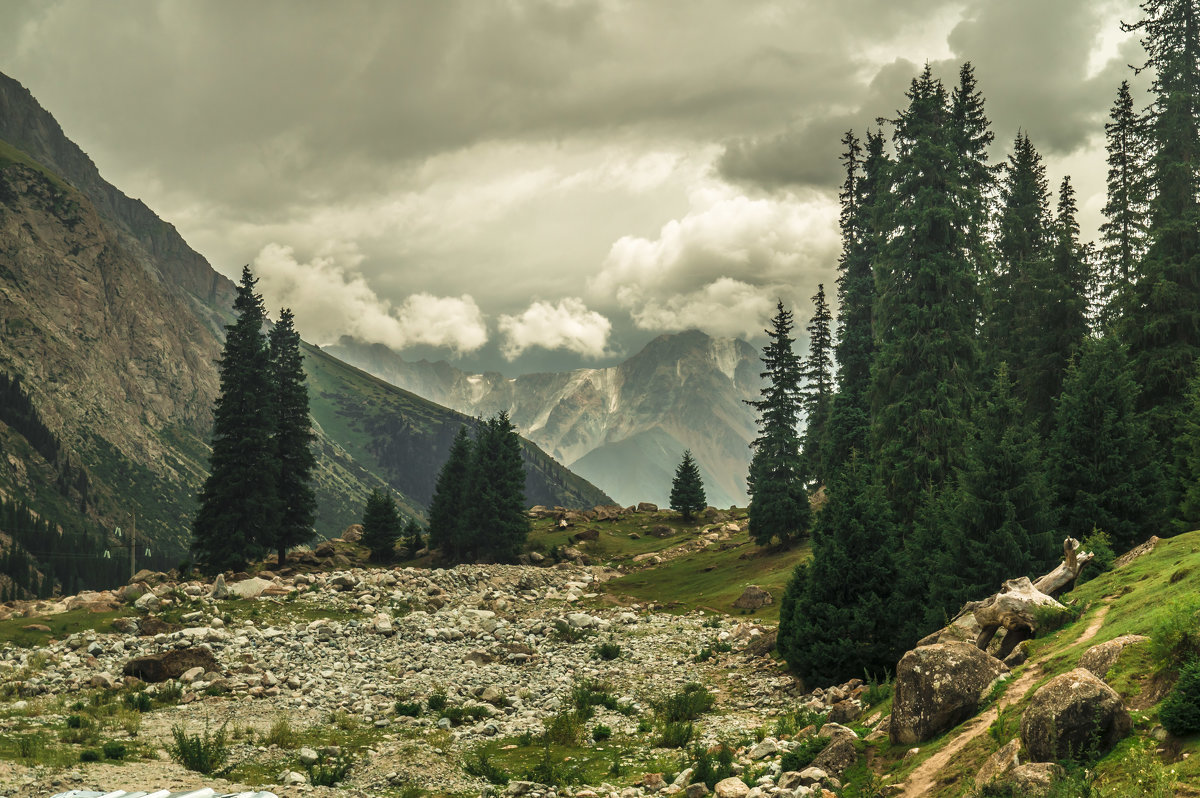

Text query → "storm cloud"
[0,0,1145,372]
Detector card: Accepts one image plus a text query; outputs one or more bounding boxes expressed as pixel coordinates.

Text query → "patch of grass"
[780,736,828,772]
[543,710,586,746]
[655,683,714,723]
[168,723,230,776]
[595,641,622,661]
[306,750,355,787]
[427,693,448,713]
[655,721,693,748]
[394,700,422,717]
[463,748,510,785]
[592,723,612,741]
[265,716,297,748]
[692,743,735,788]
[0,607,138,648]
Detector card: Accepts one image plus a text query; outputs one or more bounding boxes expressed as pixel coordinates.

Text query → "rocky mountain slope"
[328,330,762,508]
[0,71,609,580]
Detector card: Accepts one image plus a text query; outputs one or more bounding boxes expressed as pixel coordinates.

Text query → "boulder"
[573,528,600,542]
[732,585,773,610]
[1079,635,1150,681]
[889,642,1009,744]
[133,592,161,612]
[210,574,230,600]
[685,784,709,798]
[810,734,857,777]
[137,616,179,636]
[226,577,272,599]
[974,738,1021,790]
[123,647,221,683]
[637,502,659,513]
[340,524,363,542]
[1021,668,1130,762]
[1006,763,1066,797]
[713,777,749,798]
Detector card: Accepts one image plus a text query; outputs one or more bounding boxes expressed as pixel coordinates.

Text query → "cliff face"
[328,330,762,508]
[0,71,609,573]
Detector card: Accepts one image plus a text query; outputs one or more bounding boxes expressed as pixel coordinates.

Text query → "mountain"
[326,329,762,508]
[0,71,609,592]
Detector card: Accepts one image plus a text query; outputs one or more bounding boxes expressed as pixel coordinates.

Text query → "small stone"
[713,777,749,798]
[299,747,320,765]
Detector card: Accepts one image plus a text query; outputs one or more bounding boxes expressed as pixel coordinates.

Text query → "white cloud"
[498,298,612,360]
[590,185,839,338]
[253,242,488,353]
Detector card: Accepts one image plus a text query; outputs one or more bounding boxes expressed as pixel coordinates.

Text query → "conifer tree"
[871,66,981,525]
[266,308,316,565]
[1121,0,1200,478]
[746,302,809,547]
[1048,336,1165,553]
[951,61,998,283]
[1099,80,1150,324]
[466,412,529,563]
[929,364,1056,615]
[427,425,473,561]
[1175,372,1200,530]
[825,130,886,471]
[777,456,900,685]
[801,284,834,485]
[986,132,1052,380]
[192,266,277,574]
[670,450,707,520]
[360,488,402,562]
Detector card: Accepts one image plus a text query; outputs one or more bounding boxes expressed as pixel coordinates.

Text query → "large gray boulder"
[1079,635,1149,681]
[889,642,1009,744]
[1021,668,1131,762]
[123,646,221,683]
[974,738,1021,790]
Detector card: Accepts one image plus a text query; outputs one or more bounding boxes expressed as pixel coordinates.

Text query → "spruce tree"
[801,284,834,485]
[1176,372,1200,530]
[930,363,1056,615]
[427,425,473,562]
[746,301,809,547]
[871,66,981,525]
[1099,80,1150,325]
[777,455,900,686]
[466,412,529,563]
[670,450,707,520]
[192,266,277,574]
[1048,336,1165,553]
[825,130,886,471]
[266,308,316,565]
[360,488,402,562]
[951,61,998,283]
[1122,0,1200,480]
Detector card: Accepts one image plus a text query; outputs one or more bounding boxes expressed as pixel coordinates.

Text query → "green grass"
[0,138,72,191]
[0,606,137,648]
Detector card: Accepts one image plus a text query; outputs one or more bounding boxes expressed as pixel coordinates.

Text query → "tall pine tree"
[266,308,316,565]
[871,65,981,525]
[1121,0,1200,484]
[1099,80,1150,325]
[747,302,809,547]
[670,450,707,520]
[360,488,402,562]
[427,425,474,562]
[465,413,529,563]
[801,284,834,486]
[192,266,278,574]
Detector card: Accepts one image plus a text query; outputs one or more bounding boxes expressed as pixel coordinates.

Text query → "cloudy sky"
[0,0,1148,374]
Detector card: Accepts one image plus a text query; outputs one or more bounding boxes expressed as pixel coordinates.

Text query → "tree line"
[752,0,1200,686]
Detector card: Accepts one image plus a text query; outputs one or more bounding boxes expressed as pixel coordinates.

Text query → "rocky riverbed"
[0,562,884,797]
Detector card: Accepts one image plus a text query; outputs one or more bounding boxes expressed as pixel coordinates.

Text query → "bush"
[692,744,734,788]
[265,716,296,748]
[80,749,101,762]
[656,721,694,748]
[168,723,229,776]
[1160,656,1200,736]
[571,680,623,716]
[464,749,510,785]
[862,674,892,707]
[65,715,86,729]
[102,741,126,760]
[592,724,612,741]
[395,700,422,717]
[543,710,585,746]
[440,705,488,726]
[694,647,714,663]
[595,641,622,661]
[657,683,714,723]
[122,692,152,712]
[1077,529,1115,584]
[780,736,828,772]
[427,692,448,712]
[307,751,355,787]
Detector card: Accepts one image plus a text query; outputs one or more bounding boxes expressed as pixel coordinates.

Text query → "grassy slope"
[526,508,809,622]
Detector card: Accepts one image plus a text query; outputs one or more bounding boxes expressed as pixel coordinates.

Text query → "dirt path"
[898,602,1111,797]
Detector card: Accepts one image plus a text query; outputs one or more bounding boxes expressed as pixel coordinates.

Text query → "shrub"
[656,721,693,748]
[156,682,183,705]
[168,723,229,776]
[862,674,892,707]
[694,647,714,663]
[122,692,152,712]
[637,718,653,734]
[394,700,422,717]
[1160,656,1200,736]
[427,692,448,712]
[595,641,622,661]
[592,724,612,741]
[265,716,296,748]
[80,749,101,762]
[463,749,510,785]
[692,744,734,788]
[780,736,827,772]
[1077,529,1115,584]
[440,705,488,726]
[307,751,355,787]
[656,683,714,723]
[65,714,86,729]
[543,710,585,746]
[571,680,622,715]
[102,740,126,760]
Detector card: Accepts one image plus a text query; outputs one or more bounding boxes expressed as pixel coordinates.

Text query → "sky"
[0,0,1149,375]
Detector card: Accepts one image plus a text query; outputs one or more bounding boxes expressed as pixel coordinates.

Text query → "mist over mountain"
[327,329,762,508]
